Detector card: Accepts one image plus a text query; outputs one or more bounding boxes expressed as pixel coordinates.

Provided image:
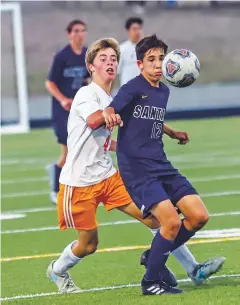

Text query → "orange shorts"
[57,170,132,231]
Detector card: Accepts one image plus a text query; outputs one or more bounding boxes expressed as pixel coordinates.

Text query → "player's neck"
[141,73,160,88]
[93,76,112,96]
[70,42,83,55]
[129,37,139,45]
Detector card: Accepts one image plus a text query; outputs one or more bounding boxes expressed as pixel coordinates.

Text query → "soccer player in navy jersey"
[101,34,225,295]
[45,20,90,204]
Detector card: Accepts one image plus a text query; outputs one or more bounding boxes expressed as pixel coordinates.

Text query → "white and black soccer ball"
[162,49,200,88]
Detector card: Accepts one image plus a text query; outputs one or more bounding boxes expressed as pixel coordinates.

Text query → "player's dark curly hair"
[66,19,87,33]
[136,34,168,60]
[125,17,143,30]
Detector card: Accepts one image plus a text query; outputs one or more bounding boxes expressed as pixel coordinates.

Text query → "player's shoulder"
[76,83,94,97]
[119,75,141,94]
[160,82,170,93]
[82,46,88,54]
[125,75,142,87]
[74,82,97,102]
[54,44,71,59]
[120,40,132,50]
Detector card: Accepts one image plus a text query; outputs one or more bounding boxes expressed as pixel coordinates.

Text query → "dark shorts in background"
[53,117,68,146]
[126,173,198,218]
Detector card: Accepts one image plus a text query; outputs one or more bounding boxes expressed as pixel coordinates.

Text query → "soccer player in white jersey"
[47,37,163,294]
[118,17,143,86]
[47,37,225,294]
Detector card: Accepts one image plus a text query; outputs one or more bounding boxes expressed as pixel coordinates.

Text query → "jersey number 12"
[151,122,162,139]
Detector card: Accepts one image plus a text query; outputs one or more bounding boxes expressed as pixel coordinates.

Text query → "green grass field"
[1,117,240,304]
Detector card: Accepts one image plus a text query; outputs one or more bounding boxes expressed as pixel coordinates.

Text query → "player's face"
[137,48,165,85]
[68,24,86,45]
[128,23,142,43]
[90,48,118,82]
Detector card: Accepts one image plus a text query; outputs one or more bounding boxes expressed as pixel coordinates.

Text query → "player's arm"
[164,124,190,145]
[102,84,136,129]
[109,140,117,152]
[74,88,119,130]
[87,110,122,130]
[87,83,135,130]
[45,54,72,111]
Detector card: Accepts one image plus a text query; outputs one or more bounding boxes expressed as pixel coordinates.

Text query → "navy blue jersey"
[48,44,89,121]
[110,74,178,186]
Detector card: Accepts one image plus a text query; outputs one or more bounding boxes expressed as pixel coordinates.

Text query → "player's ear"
[137,60,143,71]
[88,63,95,74]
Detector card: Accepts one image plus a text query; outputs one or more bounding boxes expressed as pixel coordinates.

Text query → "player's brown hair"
[66,19,87,33]
[85,38,120,74]
[136,34,168,61]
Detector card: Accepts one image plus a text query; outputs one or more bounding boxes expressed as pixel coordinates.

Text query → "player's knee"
[163,218,181,238]
[191,211,209,230]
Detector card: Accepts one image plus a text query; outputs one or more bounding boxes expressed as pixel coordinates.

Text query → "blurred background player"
[118,17,143,86]
[45,19,90,204]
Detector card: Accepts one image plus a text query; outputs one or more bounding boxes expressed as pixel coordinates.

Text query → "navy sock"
[54,164,62,193]
[172,221,195,252]
[145,232,174,281]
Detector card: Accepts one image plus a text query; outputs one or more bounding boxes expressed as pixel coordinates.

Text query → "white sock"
[172,244,198,274]
[53,240,82,275]
[149,228,198,274]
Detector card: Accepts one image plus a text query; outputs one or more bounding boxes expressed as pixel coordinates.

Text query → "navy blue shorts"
[126,174,198,218]
[53,118,68,146]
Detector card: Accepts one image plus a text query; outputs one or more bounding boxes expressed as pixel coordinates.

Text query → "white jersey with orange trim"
[59,82,116,187]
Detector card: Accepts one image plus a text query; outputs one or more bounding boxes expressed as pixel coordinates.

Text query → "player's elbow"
[45,80,55,92]
[87,112,103,130]
[45,80,51,91]
[87,118,100,130]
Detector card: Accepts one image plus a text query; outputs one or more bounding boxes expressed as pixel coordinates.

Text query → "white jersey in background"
[118,40,140,86]
[59,82,116,187]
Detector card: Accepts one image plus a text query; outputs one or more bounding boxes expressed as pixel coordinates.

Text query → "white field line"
[1,190,49,198]
[2,173,240,186]
[2,207,240,217]
[2,150,239,165]
[1,157,54,165]
[2,189,240,199]
[1,159,240,174]
[2,157,240,168]
[1,213,240,235]
[1,274,240,301]
[2,206,56,214]
[2,177,48,184]
[2,158,240,173]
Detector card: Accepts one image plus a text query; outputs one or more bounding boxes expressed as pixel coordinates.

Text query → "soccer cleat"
[140,249,178,287]
[188,256,226,285]
[141,277,183,295]
[47,261,81,293]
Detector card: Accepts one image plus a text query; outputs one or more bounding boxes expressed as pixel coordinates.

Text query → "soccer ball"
[162,49,200,88]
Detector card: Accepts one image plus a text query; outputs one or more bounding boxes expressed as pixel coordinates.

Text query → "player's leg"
[47,228,99,293]
[176,194,209,232]
[47,183,99,293]
[141,200,184,294]
[103,172,183,294]
[167,174,225,282]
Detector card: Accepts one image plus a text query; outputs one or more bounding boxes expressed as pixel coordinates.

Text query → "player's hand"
[171,130,190,145]
[61,98,72,111]
[102,107,123,129]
